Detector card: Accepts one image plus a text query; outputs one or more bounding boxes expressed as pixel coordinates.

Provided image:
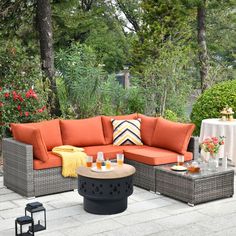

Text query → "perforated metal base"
[78,175,133,215]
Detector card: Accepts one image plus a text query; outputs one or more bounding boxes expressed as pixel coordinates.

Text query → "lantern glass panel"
[17,224,31,234]
[33,211,45,229]
[25,207,46,232]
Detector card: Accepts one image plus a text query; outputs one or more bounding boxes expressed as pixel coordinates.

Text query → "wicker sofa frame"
[2,136,199,197]
[125,136,199,192]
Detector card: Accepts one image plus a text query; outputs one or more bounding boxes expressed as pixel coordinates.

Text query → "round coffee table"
[77,163,135,215]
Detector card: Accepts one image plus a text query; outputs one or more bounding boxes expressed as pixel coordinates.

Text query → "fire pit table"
[77,163,135,214]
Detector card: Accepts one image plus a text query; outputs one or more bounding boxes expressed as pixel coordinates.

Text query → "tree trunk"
[36,0,61,117]
[197,1,209,93]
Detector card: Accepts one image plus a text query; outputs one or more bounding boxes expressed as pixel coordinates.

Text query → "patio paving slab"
[0,175,236,236]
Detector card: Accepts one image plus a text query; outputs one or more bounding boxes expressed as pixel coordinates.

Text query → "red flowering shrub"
[0,87,48,137]
[0,41,49,137]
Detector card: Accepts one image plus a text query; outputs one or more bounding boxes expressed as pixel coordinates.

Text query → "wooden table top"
[77,163,135,179]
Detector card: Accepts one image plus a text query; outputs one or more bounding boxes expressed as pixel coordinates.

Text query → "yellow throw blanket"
[52,145,86,177]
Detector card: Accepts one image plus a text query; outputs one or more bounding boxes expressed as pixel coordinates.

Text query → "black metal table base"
[84,198,127,215]
[78,175,133,215]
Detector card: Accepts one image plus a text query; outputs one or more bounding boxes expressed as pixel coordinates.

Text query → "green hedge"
[191,80,236,135]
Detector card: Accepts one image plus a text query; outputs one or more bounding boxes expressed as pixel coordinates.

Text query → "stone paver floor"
[1,175,236,236]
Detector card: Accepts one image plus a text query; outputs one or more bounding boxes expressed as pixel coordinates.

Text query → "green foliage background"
[191,80,236,135]
[0,39,48,137]
[0,0,235,137]
[55,43,144,118]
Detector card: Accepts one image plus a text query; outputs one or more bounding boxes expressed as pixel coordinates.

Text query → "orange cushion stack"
[11,124,49,162]
[152,117,195,154]
[138,114,157,146]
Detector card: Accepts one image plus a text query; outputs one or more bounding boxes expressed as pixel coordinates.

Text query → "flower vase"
[200,149,210,163]
[208,153,218,171]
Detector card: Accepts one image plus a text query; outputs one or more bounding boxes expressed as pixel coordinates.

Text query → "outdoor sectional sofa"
[2,113,199,197]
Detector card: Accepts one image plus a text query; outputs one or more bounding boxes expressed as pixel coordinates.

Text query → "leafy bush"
[141,42,193,119]
[55,43,145,118]
[99,75,126,115]
[125,86,145,114]
[191,80,236,135]
[55,43,106,118]
[0,40,48,137]
[164,109,178,122]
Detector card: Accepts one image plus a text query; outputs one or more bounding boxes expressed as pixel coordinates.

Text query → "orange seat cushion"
[33,152,62,170]
[124,147,193,165]
[84,145,144,161]
[138,114,157,146]
[152,117,195,154]
[101,114,138,144]
[11,124,49,162]
[60,116,105,146]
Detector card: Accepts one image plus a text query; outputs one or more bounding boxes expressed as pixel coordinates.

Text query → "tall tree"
[36,0,61,116]
[114,0,141,33]
[52,0,130,73]
[197,0,209,92]
[131,0,193,73]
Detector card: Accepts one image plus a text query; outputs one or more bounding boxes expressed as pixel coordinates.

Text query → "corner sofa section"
[3,114,199,197]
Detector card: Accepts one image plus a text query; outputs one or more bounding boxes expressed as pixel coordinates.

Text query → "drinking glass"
[96,152,104,170]
[177,155,184,166]
[117,153,124,166]
[105,160,111,169]
[86,156,93,168]
[97,152,104,161]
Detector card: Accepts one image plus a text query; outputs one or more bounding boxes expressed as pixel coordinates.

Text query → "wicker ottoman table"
[155,164,234,206]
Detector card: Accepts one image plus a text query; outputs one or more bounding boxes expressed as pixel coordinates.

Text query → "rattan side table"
[155,165,234,206]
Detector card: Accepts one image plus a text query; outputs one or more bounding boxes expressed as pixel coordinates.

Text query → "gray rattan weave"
[124,136,199,192]
[124,159,156,191]
[155,165,234,205]
[3,139,77,197]
[34,168,77,196]
[3,136,199,197]
[187,136,199,160]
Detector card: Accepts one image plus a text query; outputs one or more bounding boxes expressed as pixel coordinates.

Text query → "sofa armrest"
[2,138,35,197]
[187,136,199,160]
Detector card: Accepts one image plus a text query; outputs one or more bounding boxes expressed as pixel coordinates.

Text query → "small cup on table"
[177,155,184,166]
[96,152,104,170]
[105,159,111,169]
[86,156,93,168]
[117,153,124,166]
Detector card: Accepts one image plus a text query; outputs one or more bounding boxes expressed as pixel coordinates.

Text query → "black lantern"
[15,216,34,236]
[25,202,46,232]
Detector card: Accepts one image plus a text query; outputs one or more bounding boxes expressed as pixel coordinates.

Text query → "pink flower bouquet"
[200,136,225,154]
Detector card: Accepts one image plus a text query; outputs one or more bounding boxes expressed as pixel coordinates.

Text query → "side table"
[155,164,234,206]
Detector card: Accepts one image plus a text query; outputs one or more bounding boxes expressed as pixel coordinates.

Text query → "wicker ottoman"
[155,164,234,206]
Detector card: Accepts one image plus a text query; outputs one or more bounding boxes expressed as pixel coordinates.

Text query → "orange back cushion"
[138,114,157,146]
[60,116,105,146]
[11,124,49,162]
[11,120,63,151]
[32,119,63,151]
[101,114,138,144]
[152,117,195,154]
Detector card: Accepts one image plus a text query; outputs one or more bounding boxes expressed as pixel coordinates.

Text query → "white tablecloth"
[199,118,236,163]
